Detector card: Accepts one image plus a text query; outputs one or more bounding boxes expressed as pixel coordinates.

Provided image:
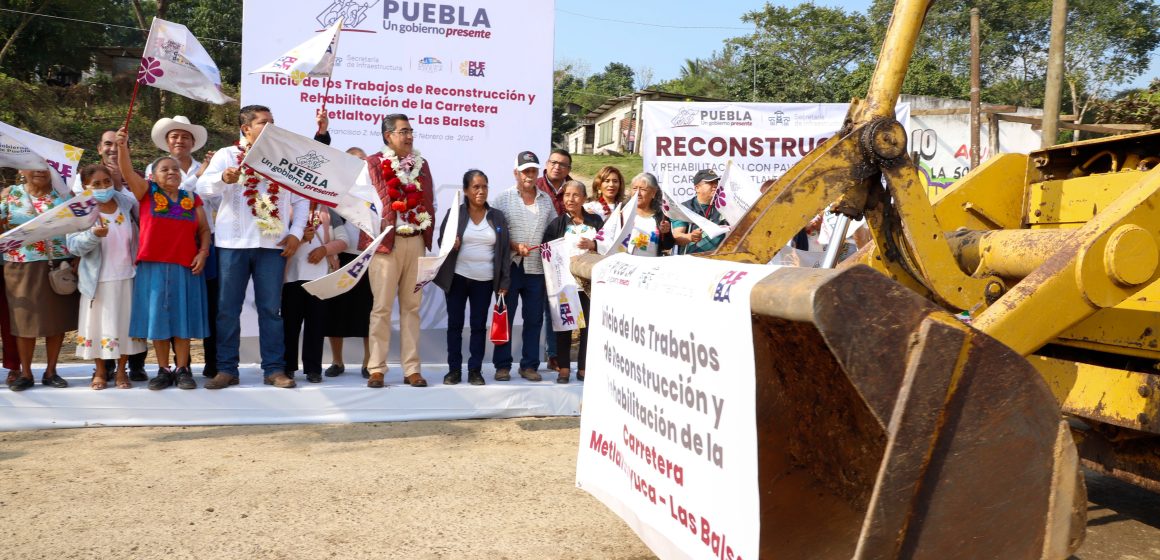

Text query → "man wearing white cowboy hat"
[147,115,221,380]
[144,115,214,187]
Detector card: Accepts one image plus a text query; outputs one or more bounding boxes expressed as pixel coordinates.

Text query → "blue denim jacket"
[65,192,139,298]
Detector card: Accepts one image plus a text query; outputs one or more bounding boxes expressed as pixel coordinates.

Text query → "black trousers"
[553,292,591,371]
[282,280,326,375]
[202,276,219,375]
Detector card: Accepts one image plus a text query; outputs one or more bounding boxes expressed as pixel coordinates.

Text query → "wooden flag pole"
[123,79,142,132]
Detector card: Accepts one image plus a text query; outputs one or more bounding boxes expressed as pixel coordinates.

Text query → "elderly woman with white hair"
[627,172,674,257]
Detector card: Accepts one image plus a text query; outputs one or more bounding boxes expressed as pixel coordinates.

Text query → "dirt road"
[1,417,1157,559]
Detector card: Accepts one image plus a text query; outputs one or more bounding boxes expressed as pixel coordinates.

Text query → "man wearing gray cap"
[672,168,729,255]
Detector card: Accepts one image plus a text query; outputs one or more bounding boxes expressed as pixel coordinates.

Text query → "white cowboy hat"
[151,115,208,153]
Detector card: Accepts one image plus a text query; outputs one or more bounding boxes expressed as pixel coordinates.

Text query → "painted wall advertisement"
[576,254,776,560]
[241,0,554,341]
[641,101,910,200]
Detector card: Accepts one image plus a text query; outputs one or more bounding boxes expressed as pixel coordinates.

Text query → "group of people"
[0,108,732,391]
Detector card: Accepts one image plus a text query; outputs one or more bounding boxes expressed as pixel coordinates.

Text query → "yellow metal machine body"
[921,132,1160,491]
[708,0,1160,495]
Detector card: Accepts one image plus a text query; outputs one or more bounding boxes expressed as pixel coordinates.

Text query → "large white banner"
[642,102,910,200]
[577,254,776,560]
[242,0,554,333]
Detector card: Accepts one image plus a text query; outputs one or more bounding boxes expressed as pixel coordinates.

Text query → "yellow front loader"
[577,0,1160,557]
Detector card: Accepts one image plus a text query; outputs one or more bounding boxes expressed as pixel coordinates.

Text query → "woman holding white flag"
[0,168,78,391]
[434,170,510,386]
[116,128,212,391]
[66,165,147,389]
[283,206,347,384]
[627,172,674,257]
[542,181,603,384]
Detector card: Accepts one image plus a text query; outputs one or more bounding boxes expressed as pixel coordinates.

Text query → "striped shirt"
[495,186,557,274]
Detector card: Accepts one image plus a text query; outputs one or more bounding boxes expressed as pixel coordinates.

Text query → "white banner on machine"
[241,0,554,331]
[577,254,776,560]
[641,101,909,200]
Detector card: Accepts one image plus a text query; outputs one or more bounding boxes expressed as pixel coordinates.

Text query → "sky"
[553,0,1160,94]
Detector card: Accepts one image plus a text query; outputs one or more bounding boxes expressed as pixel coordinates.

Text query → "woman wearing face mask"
[116,128,212,391]
[0,168,78,391]
[66,165,147,389]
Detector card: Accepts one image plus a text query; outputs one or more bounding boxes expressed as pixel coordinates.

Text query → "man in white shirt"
[196,105,308,389]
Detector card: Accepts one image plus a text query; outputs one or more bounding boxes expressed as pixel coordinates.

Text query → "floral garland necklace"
[598,196,612,217]
[379,145,431,235]
[236,138,284,237]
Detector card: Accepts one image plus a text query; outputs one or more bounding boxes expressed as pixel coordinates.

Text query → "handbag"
[48,260,78,295]
[489,295,510,345]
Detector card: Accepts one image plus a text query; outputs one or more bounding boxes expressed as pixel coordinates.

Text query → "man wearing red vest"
[355,114,435,388]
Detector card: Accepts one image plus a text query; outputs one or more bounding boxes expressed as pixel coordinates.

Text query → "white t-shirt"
[454,218,496,282]
[627,215,660,257]
[98,208,135,282]
[562,222,598,259]
[284,214,348,283]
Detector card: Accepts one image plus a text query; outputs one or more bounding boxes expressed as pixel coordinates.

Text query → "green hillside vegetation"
[0,72,240,186]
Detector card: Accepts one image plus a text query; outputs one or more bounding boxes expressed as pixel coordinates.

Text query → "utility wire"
[0,7,242,45]
[556,8,749,31]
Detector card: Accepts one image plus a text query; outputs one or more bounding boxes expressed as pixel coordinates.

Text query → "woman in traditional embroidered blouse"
[116,127,212,391]
[0,168,78,391]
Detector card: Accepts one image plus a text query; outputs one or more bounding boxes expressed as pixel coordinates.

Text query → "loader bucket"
[746,264,1085,559]
[570,251,1087,559]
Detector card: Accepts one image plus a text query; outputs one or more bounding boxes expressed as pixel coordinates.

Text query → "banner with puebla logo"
[239,123,379,236]
[641,102,909,202]
[241,0,553,334]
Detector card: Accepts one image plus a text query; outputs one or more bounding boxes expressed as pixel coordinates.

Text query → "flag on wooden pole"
[250,18,343,85]
[136,17,234,105]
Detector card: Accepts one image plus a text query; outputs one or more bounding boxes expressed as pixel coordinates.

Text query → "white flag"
[239,123,378,236]
[541,237,586,331]
[660,188,729,240]
[303,226,393,299]
[412,191,462,294]
[138,18,234,104]
[0,192,98,253]
[250,18,342,84]
[715,160,762,226]
[0,120,83,199]
[594,193,638,255]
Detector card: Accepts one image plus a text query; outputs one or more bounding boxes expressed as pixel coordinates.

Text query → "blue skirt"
[129,261,209,340]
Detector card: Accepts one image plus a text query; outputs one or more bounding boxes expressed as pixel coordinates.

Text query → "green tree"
[1089,79,1160,129]
[727,2,874,103]
[0,1,133,81]
[656,54,737,99]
